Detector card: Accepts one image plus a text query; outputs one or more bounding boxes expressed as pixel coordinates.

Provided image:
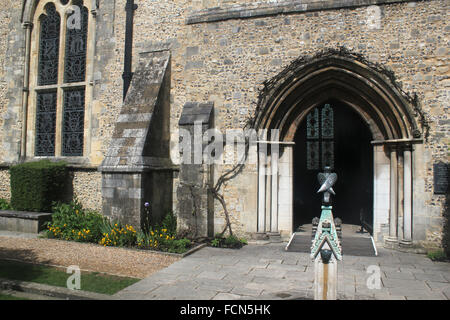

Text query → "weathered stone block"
[0,210,53,233]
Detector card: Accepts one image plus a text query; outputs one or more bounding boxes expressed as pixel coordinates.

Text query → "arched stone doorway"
[253,48,423,247]
[293,99,374,231]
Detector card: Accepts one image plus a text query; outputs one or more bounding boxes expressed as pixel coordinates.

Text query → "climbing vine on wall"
[254,46,431,140]
[208,46,431,238]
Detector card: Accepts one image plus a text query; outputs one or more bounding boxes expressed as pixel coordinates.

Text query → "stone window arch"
[24,0,95,159]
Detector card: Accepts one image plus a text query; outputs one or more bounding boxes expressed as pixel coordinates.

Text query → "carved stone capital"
[22,21,33,30]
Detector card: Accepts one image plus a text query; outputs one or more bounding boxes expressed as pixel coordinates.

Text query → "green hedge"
[10,160,68,212]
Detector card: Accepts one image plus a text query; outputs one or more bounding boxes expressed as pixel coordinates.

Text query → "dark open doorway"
[293,99,373,231]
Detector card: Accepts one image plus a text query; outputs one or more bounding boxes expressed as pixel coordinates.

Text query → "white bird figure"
[317,167,337,204]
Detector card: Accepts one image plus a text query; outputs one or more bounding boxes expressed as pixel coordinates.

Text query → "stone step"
[267,232,283,243]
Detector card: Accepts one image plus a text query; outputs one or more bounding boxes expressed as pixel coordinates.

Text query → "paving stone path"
[114,243,450,300]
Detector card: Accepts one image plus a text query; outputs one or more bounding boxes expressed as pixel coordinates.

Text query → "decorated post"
[311,167,342,300]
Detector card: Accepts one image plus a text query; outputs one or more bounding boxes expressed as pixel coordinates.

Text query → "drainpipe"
[122,0,138,101]
[20,21,33,162]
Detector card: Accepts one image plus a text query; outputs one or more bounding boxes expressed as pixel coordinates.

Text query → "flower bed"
[210,234,248,249]
[2,197,246,254]
[44,199,192,254]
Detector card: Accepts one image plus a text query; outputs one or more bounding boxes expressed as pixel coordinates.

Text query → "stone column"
[265,155,272,232]
[270,146,279,233]
[385,146,398,247]
[278,144,294,238]
[257,143,267,233]
[372,144,391,244]
[401,147,413,246]
[397,151,404,241]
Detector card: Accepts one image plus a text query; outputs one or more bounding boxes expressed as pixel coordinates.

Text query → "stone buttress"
[99,50,174,229]
[177,102,214,238]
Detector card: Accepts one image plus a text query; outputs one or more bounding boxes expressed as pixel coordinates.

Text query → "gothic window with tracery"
[33,0,89,157]
[64,2,88,83]
[38,4,60,86]
[306,104,334,170]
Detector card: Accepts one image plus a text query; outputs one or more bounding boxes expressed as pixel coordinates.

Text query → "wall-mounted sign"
[434,162,449,195]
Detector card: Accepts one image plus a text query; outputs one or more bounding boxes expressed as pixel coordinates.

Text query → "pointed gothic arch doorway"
[293,99,373,231]
[253,49,423,247]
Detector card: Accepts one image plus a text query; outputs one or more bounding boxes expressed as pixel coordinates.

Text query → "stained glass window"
[307,108,319,139]
[321,104,334,139]
[307,141,319,170]
[322,141,334,168]
[38,4,60,86]
[306,104,334,170]
[35,91,57,156]
[34,1,90,158]
[62,89,85,156]
[64,3,88,83]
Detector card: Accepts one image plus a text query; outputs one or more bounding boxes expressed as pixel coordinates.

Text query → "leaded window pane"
[62,88,85,156]
[306,104,335,170]
[38,4,60,86]
[321,104,334,139]
[64,3,88,83]
[307,108,319,139]
[307,141,319,170]
[322,141,334,169]
[35,91,57,156]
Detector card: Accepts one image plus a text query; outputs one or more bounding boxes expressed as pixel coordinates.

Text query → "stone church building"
[0,0,448,250]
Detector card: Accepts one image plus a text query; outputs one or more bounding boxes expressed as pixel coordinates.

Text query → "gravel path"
[0,236,180,279]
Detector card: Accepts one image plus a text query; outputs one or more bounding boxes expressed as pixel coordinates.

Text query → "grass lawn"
[0,259,140,295]
[0,292,28,300]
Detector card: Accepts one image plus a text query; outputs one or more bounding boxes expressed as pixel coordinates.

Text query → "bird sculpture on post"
[317,166,337,205]
[311,166,342,300]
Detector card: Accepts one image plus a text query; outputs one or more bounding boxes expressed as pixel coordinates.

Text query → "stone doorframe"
[252,48,424,247]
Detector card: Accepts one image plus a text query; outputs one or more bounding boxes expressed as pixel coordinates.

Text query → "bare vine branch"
[208,119,255,238]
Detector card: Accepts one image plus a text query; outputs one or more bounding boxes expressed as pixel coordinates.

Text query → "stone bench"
[0,210,53,234]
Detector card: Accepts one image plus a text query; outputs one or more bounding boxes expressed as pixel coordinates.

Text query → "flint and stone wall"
[0,0,447,246]
[131,0,447,244]
[0,0,121,212]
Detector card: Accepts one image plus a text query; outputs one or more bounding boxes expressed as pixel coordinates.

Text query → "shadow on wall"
[62,169,99,207]
[443,191,450,257]
[62,170,75,205]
